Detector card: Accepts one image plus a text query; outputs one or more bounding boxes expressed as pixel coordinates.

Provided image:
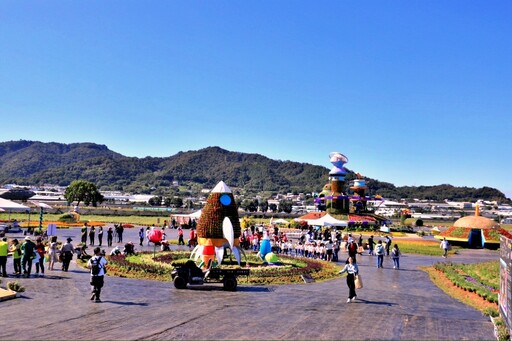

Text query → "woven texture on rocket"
[196,192,241,239]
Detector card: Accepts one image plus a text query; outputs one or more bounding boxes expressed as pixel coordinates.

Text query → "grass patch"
[422,260,509,340]
[422,261,500,315]
[392,240,460,256]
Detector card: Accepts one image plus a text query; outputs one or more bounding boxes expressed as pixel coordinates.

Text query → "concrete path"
[0,226,497,340]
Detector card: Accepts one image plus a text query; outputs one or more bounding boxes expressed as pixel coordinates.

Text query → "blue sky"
[1,1,511,198]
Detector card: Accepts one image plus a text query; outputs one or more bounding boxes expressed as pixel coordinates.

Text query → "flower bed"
[433,262,498,303]
[103,251,342,284]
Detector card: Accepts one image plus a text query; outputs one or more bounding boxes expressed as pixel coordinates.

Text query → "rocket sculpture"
[190,181,246,268]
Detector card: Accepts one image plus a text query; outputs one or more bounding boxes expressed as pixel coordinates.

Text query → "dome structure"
[453,215,500,229]
[436,205,510,249]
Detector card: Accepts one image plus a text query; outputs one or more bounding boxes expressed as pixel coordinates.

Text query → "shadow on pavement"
[101,301,149,306]
[355,299,398,307]
[237,286,273,292]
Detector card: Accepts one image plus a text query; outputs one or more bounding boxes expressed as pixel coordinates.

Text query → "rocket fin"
[215,246,225,265]
[233,246,241,265]
[222,217,234,248]
[191,245,202,262]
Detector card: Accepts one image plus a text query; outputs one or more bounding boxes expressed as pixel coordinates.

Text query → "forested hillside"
[0,140,508,202]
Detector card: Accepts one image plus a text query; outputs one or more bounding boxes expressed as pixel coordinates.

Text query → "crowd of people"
[0,219,453,306]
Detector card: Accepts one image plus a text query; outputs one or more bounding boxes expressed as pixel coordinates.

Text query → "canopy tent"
[0,198,29,211]
[0,198,30,222]
[306,213,348,227]
[172,210,202,226]
[189,209,202,219]
[29,201,53,209]
[270,217,288,225]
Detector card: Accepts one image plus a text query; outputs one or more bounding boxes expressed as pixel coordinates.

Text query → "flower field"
[96,251,342,284]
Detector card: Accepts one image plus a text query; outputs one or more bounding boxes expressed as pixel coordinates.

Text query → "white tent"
[273,218,289,225]
[189,210,202,219]
[0,198,29,211]
[29,201,53,209]
[307,213,347,227]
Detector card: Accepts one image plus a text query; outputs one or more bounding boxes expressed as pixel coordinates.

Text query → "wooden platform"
[0,288,18,301]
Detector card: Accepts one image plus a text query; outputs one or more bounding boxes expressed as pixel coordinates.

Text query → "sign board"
[500,236,512,336]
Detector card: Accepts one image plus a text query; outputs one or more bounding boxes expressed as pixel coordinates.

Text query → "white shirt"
[88,255,108,276]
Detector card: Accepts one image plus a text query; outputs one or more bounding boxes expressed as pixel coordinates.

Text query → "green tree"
[149,196,162,206]
[258,200,268,213]
[279,200,293,213]
[64,180,104,207]
[170,197,183,208]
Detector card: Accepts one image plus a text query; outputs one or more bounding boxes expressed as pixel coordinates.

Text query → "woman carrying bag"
[339,256,359,303]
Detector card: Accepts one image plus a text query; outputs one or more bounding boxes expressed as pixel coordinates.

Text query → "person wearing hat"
[60,237,75,272]
[21,236,36,277]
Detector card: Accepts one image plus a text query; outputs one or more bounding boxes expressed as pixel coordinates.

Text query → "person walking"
[375,240,385,268]
[177,227,185,245]
[367,235,375,256]
[87,247,108,303]
[385,235,392,256]
[0,237,8,277]
[391,244,401,269]
[34,237,45,277]
[60,237,75,272]
[440,237,450,258]
[21,236,36,277]
[9,239,22,277]
[347,239,359,263]
[339,256,359,303]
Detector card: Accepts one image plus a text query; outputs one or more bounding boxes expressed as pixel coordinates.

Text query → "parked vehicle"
[171,260,250,291]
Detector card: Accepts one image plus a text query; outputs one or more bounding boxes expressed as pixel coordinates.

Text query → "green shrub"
[483,307,499,317]
[58,213,76,223]
[7,281,25,292]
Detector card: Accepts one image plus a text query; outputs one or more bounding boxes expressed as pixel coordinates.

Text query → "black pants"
[90,275,104,300]
[0,256,7,276]
[107,235,113,247]
[13,258,21,275]
[22,256,32,276]
[35,256,44,274]
[347,273,356,299]
[62,252,73,271]
[98,234,103,246]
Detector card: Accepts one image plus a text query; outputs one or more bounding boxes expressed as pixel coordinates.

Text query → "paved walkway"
[0,226,498,340]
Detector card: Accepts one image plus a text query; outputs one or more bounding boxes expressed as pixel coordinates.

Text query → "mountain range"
[0,140,508,203]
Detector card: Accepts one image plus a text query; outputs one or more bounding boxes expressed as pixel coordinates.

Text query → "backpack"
[376,245,384,255]
[91,256,102,276]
